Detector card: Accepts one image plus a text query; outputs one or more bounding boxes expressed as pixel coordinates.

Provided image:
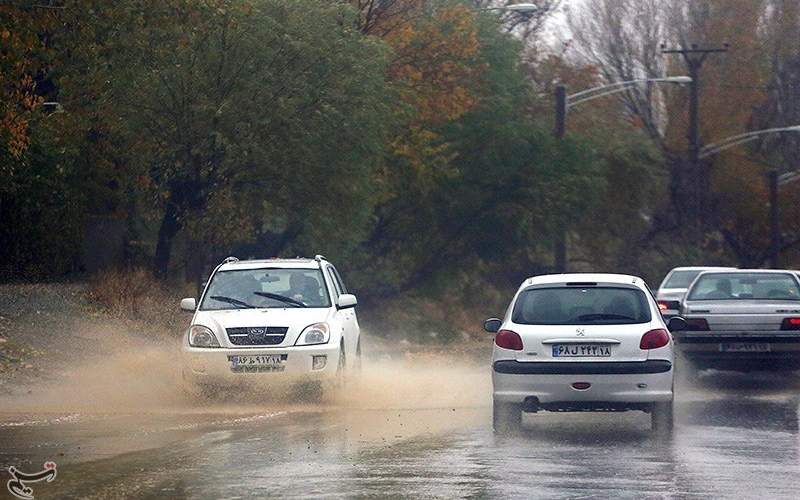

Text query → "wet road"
[2,368,800,499]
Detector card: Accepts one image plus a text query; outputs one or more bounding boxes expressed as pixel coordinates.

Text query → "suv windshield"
[512,287,652,325]
[663,270,702,289]
[687,272,800,301]
[201,268,330,310]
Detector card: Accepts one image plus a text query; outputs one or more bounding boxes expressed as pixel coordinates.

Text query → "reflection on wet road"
[2,368,800,498]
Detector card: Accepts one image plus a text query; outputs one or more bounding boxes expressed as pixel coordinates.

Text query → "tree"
[567,0,779,268]
[55,0,392,275]
[0,3,55,167]
[346,8,605,298]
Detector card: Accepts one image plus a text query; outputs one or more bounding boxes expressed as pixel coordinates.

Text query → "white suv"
[485,273,679,434]
[180,255,360,396]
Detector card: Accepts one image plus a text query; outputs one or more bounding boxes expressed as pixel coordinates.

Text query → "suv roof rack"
[314,254,327,262]
[222,256,239,264]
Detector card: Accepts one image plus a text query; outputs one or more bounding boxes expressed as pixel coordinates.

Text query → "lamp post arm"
[699,127,800,159]
[569,85,639,108]
[567,77,690,108]
[778,170,800,186]
[567,79,648,102]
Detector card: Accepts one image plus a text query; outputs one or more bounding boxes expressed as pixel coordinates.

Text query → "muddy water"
[2,346,800,498]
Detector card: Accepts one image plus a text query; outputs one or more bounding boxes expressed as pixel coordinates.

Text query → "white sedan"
[179,255,361,397]
[485,273,680,434]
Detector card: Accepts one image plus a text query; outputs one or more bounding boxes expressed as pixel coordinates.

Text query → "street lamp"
[551,76,692,272]
[697,125,800,268]
[566,76,692,107]
[699,125,800,159]
[779,170,800,186]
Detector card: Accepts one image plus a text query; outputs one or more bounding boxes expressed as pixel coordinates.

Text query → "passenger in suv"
[179,255,360,397]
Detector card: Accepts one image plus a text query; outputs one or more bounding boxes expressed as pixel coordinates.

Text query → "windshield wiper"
[576,313,636,322]
[208,295,255,309]
[253,291,307,308]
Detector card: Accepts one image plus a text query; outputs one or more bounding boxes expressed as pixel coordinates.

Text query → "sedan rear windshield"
[512,287,652,325]
[687,272,800,301]
[662,270,702,289]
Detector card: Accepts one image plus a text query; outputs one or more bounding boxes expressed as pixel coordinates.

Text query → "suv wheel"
[355,338,362,374]
[493,399,522,434]
[335,341,347,389]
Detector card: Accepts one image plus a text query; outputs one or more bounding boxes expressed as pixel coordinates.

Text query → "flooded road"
[2,363,800,499]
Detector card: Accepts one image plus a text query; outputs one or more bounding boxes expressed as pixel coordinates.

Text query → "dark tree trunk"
[154,199,181,277]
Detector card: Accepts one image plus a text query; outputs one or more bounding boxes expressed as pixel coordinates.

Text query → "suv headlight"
[188,325,220,348]
[295,322,330,346]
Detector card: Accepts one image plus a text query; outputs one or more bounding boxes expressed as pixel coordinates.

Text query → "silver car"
[673,269,800,371]
[656,266,735,317]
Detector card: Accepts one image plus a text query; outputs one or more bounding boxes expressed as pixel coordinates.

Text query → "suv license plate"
[720,343,770,353]
[552,345,612,357]
[229,354,286,369]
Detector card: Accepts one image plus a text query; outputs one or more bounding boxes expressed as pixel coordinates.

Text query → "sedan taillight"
[640,329,670,350]
[781,318,800,331]
[495,329,523,351]
[658,300,680,311]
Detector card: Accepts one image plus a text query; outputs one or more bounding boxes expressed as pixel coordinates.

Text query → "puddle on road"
[1,330,491,424]
[0,334,492,467]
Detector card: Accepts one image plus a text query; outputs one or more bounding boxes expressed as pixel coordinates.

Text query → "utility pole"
[768,170,780,268]
[553,84,567,272]
[662,44,728,223]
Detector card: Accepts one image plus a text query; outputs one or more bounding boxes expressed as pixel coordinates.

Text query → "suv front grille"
[226,327,289,346]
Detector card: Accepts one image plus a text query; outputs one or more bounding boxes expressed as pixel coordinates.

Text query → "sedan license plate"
[552,344,612,357]
[720,343,771,353]
[228,354,287,373]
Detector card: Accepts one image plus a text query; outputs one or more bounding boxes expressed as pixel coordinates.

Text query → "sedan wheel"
[493,399,522,434]
[651,401,674,435]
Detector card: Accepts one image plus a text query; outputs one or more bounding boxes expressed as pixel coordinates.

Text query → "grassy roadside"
[0,283,91,392]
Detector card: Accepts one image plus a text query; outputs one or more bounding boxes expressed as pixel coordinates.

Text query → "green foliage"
[2,0,688,318]
[344,11,605,299]
[54,0,392,273]
[0,119,85,279]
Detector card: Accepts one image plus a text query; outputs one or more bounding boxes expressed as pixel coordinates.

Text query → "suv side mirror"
[337,294,357,309]
[180,298,197,312]
[484,318,502,333]
[667,316,687,332]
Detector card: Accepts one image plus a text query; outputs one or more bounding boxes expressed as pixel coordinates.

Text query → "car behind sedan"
[657,266,735,317]
[675,269,800,371]
[485,274,678,434]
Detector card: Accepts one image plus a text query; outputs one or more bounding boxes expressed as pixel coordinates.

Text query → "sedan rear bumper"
[675,331,800,343]
[492,361,673,405]
[493,360,672,375]
[675,331,800,370]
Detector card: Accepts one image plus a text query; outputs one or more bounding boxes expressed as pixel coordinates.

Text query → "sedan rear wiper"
[576,313,636,322]
[253,291,307,308]
[208,295,255,309]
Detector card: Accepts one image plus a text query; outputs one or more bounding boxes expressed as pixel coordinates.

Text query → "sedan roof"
[668,266,736,271]
[695,269,797,275]
[525,273,644,286]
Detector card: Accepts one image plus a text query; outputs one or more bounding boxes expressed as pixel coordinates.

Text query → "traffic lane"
[3,365,800,499]
[13,394,799,499]
[0,408,298,469]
